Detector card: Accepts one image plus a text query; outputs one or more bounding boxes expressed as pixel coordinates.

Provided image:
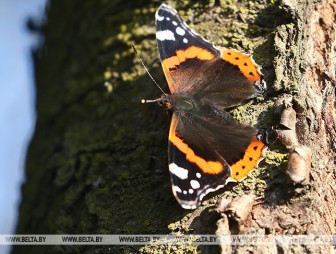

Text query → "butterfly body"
[152,4,267,209]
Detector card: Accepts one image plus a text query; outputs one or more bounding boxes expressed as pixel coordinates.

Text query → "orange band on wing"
[221,48,262,83]
[162,46,214,92]
[230,137,266,181]
[169,115,223,174]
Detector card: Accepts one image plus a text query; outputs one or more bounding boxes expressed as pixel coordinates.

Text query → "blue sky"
[0,0,46,252]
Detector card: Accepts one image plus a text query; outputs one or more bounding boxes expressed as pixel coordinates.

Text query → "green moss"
[140,241,198,254]
[266,151,287,166]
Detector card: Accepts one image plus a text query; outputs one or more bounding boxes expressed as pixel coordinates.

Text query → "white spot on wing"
[156,30,175,41]
[176,27,185,36]
[196,173,201,178]
[156,12,165,21]
[183,38,188,44]
[172,185,182,193]
[157,4,221,54]
[189,189,194,194]
[169,163,188,179]
[166,17,170,21]
[180,202,197,209]
[198,175,232,205]
[183,190,187,195]
[190,180,200,189]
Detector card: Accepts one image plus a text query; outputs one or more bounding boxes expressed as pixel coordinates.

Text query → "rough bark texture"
[14,0,335,253]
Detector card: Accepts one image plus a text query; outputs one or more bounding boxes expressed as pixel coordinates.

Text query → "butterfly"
[145,3,267,209]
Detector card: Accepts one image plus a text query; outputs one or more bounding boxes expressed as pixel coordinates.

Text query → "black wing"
[155,4,264,108]
[155,3,220,93]
[168,110,266,209]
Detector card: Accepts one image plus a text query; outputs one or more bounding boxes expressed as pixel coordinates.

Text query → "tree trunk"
[14,0,336,253]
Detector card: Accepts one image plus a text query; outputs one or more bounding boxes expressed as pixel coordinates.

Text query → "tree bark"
[14,0,335,253]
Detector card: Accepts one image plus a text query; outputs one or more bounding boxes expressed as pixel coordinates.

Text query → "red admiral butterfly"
[144,4,266,209]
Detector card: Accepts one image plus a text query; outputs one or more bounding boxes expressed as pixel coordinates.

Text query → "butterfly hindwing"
[186,56,262,109]
[168,108,266,209]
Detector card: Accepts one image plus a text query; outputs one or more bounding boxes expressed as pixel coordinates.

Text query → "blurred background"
[0,0,46,253]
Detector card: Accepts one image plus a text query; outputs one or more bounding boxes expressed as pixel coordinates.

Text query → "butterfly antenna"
[141,98,162,104]
[132,44,166,95]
